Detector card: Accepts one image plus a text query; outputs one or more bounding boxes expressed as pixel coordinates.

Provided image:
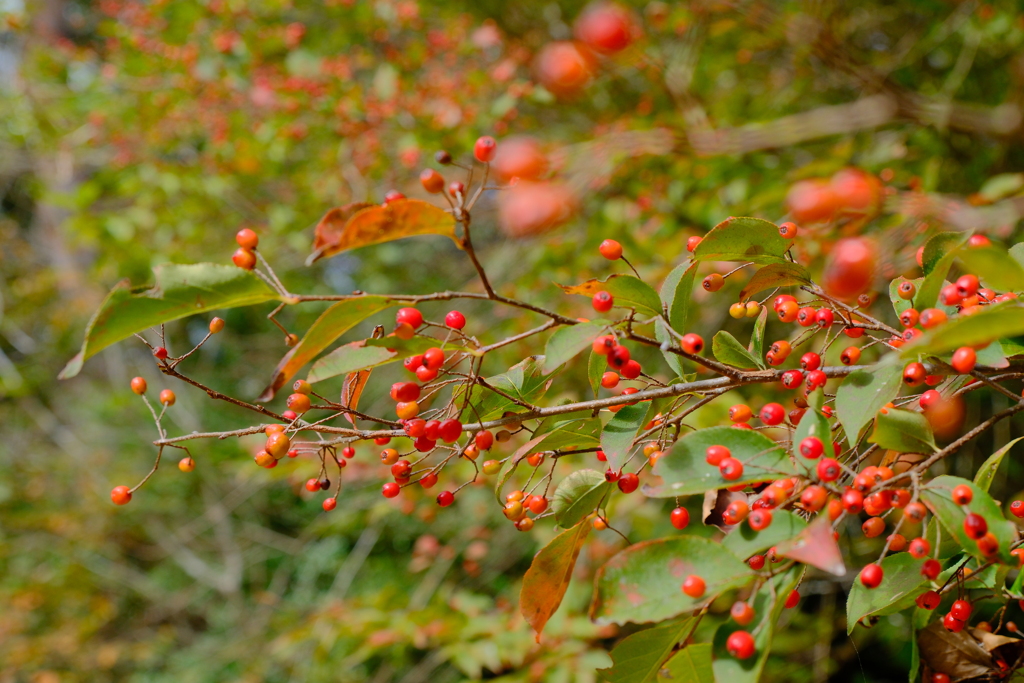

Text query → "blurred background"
[2,1,1024,681]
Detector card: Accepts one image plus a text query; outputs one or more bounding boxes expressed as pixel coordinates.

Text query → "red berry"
[859,563,883,588]
[475,430,494,451]
[681,574,706,598]
[621,360,642,380]
[236,228,259,250]
[680,333,704,355]
[705,445,731,466]
[952,484,973,506]
[781,370,803,389]
[438,419,463,443]
[445,311,466,329]
[799,436,824,459]
[423,347,445,370]
[778,221,798,239]
[916,590,941,610]
[964,512,988,540]
[110,485,132,505]
[943,613,965,632]
[748,509,772,531]
[322,497,337,511]
[420,168,445,193]
[382,482,400,498]
[574,3,635,53]
[805,370,828,391]
[817,458,841,482]
[822,237,877,300]
[956,274,979,298]
[842,489,864,514]
[748,554,765,570]
[731,601,755,626]
[601,371,620,389]
[396,307,424,329]
[592,291,614,312]
[784,589,800,609]
[153,347,169,360]
[436,490,455,507]
[232,247,257,270]
[599,239,623,260]
[726,630,755,659]
[670,507,690,530]
[921,558,941,580]
[719,457,744,481]
[814,308,835,328]
[617,473,639,493]
[305,478,320,493]
[800,352,821,371]
[932,674,950,683]
[607,345,631,369]
[950,599,972,621]
[1011,500,1024,518]
[474,135,497,163]
[951,347,977,374]
[759,403,785,425]
[909,538,931,559]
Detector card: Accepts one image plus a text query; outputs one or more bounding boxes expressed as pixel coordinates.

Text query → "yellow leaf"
[308,199,460,263]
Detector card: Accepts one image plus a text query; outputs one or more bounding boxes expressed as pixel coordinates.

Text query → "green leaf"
[589,350,606,398]
[974,437,1024,493]
[916,232,970,308]
[712,331,760,369]
[552,469,613,529]
[307,336,440,384]
[1009,561,1024,599]
[306,342,396,383]
[598,617,698,683]
[902,302,1024,358]
[558,275,662,318]
[846,552,928,634]
[957,245,1024,293]
[920,475,1019,565]
[646,427,792,497]
[657,644,714,683]
[870,408,937,454]
[749,305,768,362]
[738,262,810,301]
[723,509,807,560]
[590,536,752,625]
[692,217,789,265]
[532,417,603,452]
[661,262,698,333]
[1010,243,1024,270]
[655,319,687,377]
[977,174,1024,202]
[60,263,283,379]
[521,520,592,641]
[711,566,801,683]
[542,322,609,374]
[835,361,903,448]
[461,356,555,421]
[601,403,652,472]
[257,296,395,400]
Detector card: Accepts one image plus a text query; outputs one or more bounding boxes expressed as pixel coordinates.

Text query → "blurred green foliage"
[2,0,1024,681]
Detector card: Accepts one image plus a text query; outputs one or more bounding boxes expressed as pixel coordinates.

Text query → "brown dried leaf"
[521,519,591,642]
[308,199,459,263]
[340,369,372,425]
[917,620,993,681]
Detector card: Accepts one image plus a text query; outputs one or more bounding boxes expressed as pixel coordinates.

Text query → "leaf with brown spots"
[308,199,460,263]
[521,518,592,642]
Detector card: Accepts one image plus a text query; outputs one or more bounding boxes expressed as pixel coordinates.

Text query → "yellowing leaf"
[308,199,459,262]
[258,297,394,401]
[520,519,591,642]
